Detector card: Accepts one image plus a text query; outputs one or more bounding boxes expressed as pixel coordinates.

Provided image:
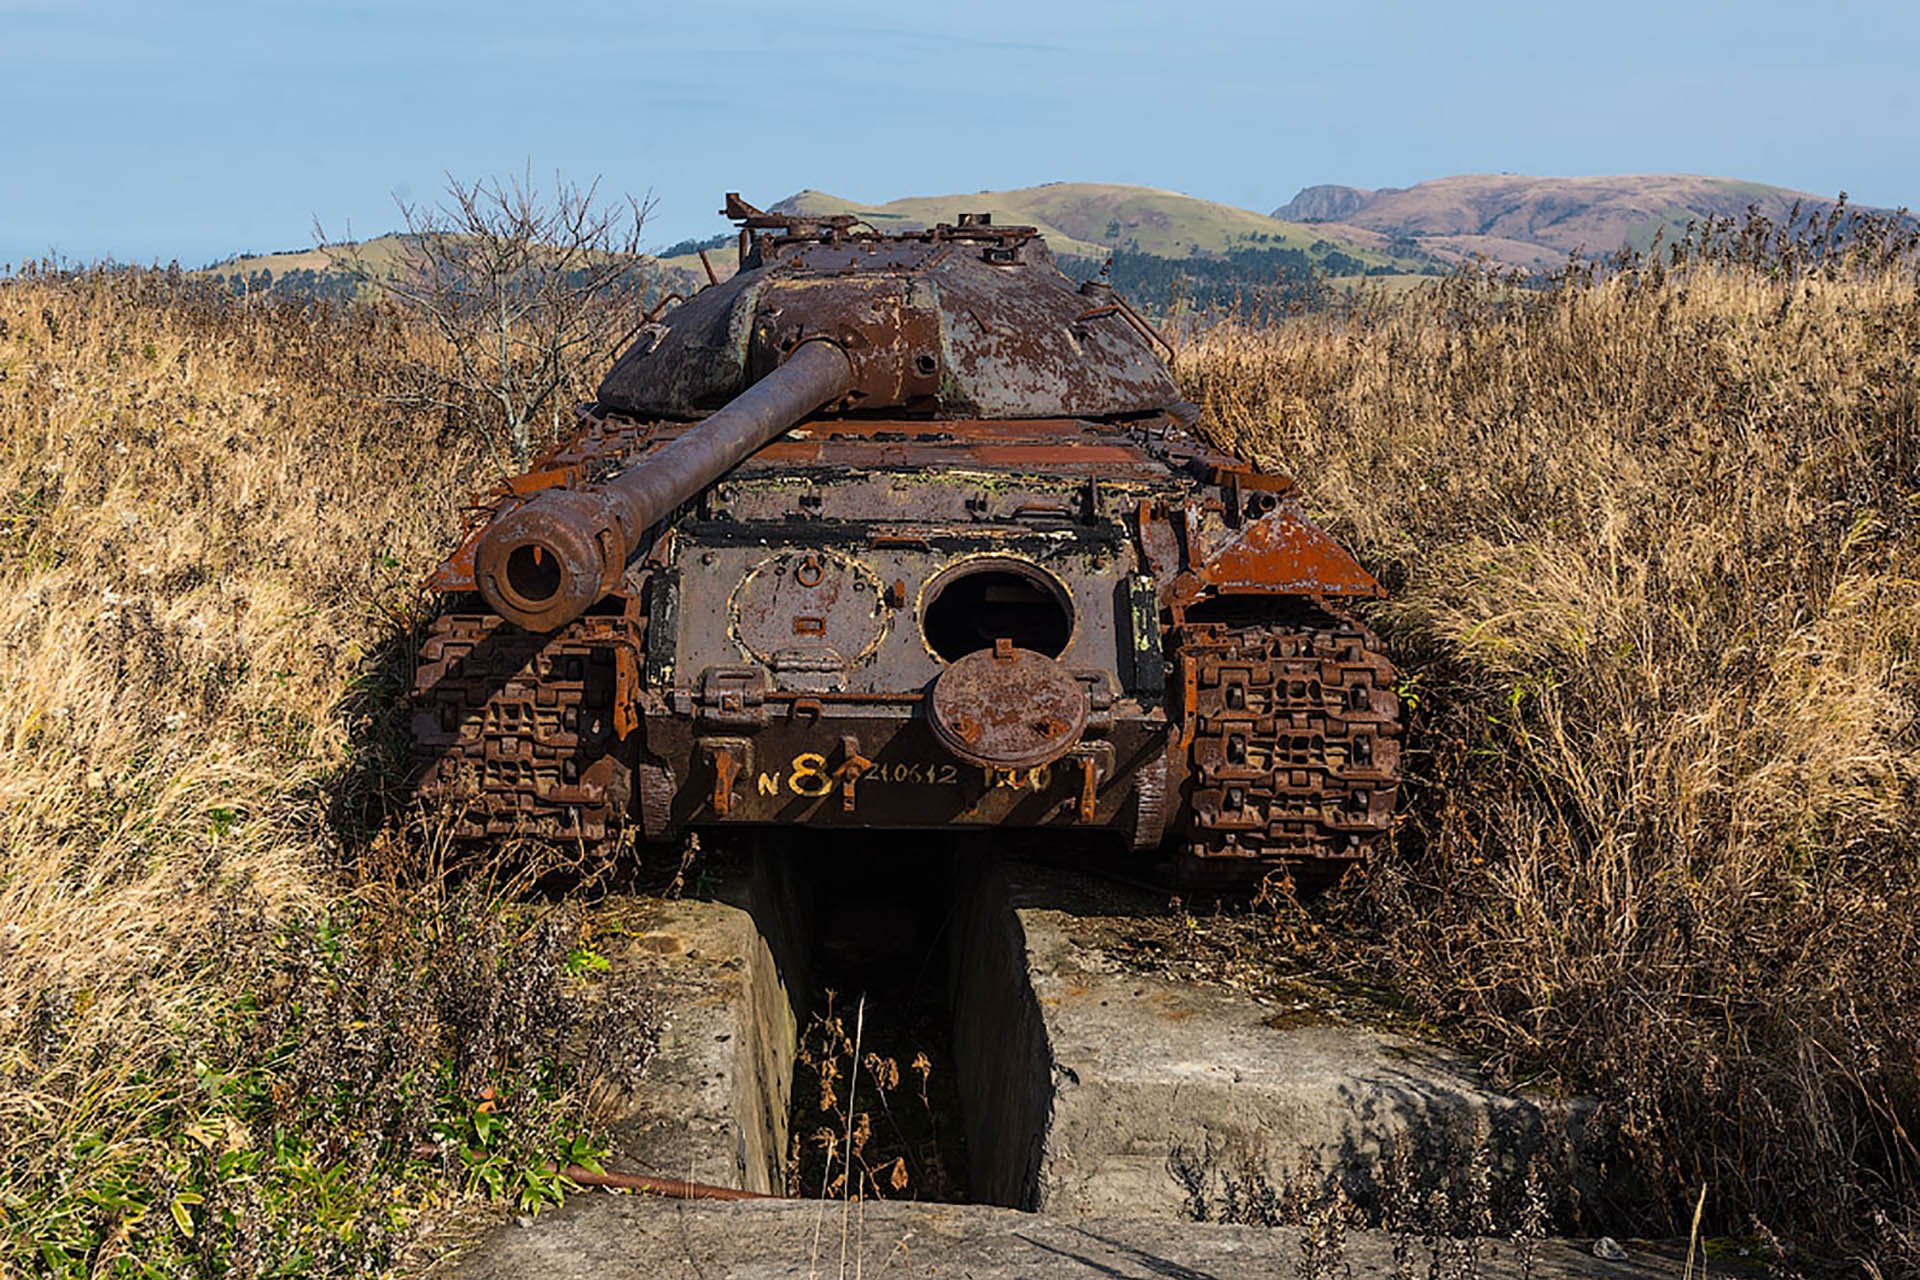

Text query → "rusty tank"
[410,195,1402,886]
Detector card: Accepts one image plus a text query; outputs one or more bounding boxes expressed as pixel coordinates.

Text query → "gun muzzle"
[474,340,854,631]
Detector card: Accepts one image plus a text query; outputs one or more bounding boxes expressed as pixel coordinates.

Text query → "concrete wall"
[584,851,1596,1219]
[580,849,814,1196]
[733,847,815,1194]
[946,858,1056,1210]
[944,860,1598,1220]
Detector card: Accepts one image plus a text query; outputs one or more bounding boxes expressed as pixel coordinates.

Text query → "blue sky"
[2,0,1916,268]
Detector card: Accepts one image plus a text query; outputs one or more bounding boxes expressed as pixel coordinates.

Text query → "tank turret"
[411,193,1402,888]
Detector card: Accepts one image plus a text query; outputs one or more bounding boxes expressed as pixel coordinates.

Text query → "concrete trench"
[950,860,1598,1220]
[458,848,1666,1278]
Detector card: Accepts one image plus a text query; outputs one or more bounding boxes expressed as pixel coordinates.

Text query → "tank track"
[409,606,1398,887]
[1171,612,1402,890]
[410,611,641,843]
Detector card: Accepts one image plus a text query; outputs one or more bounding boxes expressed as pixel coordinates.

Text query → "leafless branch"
[319,169,659,469]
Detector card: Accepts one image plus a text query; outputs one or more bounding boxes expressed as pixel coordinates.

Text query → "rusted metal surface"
[411,610,642,843]
[559,1166,773,1202]
[929,639,1092,770]
[1170,617,1401,887]
[410,193,1403,886]
[1167,503,1383,608]
[597,198,1179,422]
[729,549,889,670]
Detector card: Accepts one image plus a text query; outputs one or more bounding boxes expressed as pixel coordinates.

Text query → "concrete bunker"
[588,845,1597,1220]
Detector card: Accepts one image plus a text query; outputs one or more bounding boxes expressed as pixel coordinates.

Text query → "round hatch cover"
[731,550,889,667]
[927,640,1089,770]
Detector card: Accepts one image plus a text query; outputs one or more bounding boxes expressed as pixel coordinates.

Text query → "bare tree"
[325,170,658,470]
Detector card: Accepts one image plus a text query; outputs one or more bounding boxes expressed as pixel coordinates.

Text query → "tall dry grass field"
[1183,233,1920,1259]
[0,273,622,1276]
[3,220,1918,1273]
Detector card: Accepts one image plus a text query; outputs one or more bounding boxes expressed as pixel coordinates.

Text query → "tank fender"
[1165,503,1382,608]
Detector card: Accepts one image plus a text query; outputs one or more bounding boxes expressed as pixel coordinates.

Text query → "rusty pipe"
[474,339,854,631]
[559,1165,774,1201]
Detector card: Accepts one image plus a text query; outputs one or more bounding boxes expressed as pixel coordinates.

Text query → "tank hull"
[413,196,1401,885]
[413,408,1400,884]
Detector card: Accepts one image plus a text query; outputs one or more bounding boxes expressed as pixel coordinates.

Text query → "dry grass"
[0,271,627,1274]
[5,208,1919,1272]
[1180,223,1920,1260]
[0,270,449,978]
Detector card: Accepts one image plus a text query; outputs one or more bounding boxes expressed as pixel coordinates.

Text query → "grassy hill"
[200,235,414,299]
[209,235,411,277]
[772,181,1431,271]
[201,234,708,301]
[1277,173,1910,270]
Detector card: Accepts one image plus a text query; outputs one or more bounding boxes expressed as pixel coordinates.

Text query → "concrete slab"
[453,854,1667,1278]
[451,1193,1689,1280]
[578,855,814,1194]
[950,861,1591,1219]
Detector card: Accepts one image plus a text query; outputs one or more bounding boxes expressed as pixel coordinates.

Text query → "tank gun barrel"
[474,339,853,631]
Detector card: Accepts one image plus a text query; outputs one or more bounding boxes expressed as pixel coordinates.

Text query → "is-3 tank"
[411,195,1401,885]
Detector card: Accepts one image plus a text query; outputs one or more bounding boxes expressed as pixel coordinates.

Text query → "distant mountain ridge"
[198,175,1910,307]
[768,182,1430,272]
[1274,185,1373,223]
[1274,174,1907,270]
[671,183,1447,313]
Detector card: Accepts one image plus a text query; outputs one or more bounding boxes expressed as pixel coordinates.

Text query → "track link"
[1172,613,1402,890]
[410,610,643,842]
